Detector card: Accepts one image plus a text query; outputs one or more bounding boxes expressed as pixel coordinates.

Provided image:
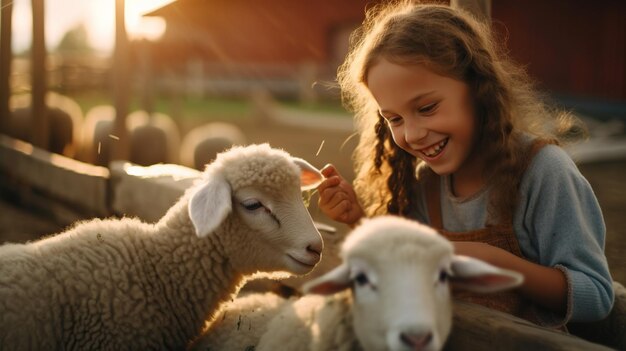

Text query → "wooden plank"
[447,301,613,350]
[31,0,48,148]
[0,134,109,217]
[111,0,130,161]
[109,160,200,222]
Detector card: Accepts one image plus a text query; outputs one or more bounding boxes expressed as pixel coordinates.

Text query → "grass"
[67,91,253,121]
[63,90,348,122]
[280,98,348,116]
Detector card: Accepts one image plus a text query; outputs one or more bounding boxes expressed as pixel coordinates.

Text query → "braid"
[386,149,416,216]
[373,118,388,172]
[373,115,417,217]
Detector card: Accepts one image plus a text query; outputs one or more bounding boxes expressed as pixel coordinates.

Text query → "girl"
[317,1,614,328]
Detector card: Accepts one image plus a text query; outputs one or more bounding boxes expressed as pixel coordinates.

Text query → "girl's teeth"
[423,139,447,157]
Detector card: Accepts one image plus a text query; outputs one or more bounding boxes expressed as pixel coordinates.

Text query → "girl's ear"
[292,157,324,191]
[188,175,232,238]
[449,255,524,293]
[302,263,351,295]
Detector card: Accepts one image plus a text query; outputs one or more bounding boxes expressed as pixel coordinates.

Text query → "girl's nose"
[404,120,428,146]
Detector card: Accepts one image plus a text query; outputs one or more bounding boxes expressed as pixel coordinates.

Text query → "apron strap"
[425,174,443,229]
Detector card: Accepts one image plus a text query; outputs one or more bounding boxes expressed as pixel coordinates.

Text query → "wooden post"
[111,0,130,161]
[139,40,155,116]
[31,0,48,149]
[450,0,491,22]
[0,0,12,134]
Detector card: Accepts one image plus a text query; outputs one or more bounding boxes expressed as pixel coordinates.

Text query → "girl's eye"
[418,102,439,115]
[241,200,264,211]
[354,272,370,286]
[387,116,402,125]
[378,111,402,126]
[381,115,402,127]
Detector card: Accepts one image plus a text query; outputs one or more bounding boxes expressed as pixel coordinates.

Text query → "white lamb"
[191,215,523,351]
[0,144,325,350]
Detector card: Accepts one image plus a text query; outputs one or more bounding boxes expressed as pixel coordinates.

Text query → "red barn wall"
[148,0,626,102]
[151,0,380,65]
[492,0,626,100]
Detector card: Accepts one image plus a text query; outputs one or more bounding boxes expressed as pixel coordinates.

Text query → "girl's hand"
[317,164,364,226]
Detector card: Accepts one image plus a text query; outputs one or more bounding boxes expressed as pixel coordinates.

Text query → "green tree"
[111,0,130,161]
[56,23,92,54]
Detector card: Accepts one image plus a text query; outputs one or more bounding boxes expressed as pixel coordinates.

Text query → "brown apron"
[424,139,554,323]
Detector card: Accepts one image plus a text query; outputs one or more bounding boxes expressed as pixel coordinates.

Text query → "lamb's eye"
[241,200,264,211]
[354,272,369,286]
[438,270,449,284]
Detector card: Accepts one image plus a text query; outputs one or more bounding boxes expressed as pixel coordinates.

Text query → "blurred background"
[0,0,625,283]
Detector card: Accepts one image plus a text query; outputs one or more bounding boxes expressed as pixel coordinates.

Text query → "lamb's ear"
[302,263,350,295]
[450,255,524,293]
[292,157,323,191]
[188,175,232,238]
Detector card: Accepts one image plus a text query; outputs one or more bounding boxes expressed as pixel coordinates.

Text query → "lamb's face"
[230,184,323,275]
[303,216,524,351]
[188,144,324,276]
[349,248,454,351]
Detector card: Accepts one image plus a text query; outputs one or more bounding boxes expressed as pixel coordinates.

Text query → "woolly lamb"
[79,104,115,165]
[80,108,180,166]
[8,92,84,157]
[180,122,247,170]
[191,215,523,351]
[0,144,325,350]
[127,110,181,165]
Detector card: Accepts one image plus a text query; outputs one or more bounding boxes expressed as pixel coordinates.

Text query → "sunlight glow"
[11,0,173,53]
[124,0,168,41]
[123,162,200,181]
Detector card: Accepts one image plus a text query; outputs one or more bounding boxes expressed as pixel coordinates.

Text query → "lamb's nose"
[306,236,323,256]
[400,331,432,350]
[306,243,322,258]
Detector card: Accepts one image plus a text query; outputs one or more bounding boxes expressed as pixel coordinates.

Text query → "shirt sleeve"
[514,145,614,323]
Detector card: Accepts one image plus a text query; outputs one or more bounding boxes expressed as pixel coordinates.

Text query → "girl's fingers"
[321,164,339,178]
[317,180,344,205]
[324,192,349,210]
[316,176,341,194]
[327,200,351,221]
[317,165,360,224]
[331,199,351,214]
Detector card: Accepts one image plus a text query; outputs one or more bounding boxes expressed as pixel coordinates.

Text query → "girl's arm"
[514,145,613,322]
[454,242,567,313]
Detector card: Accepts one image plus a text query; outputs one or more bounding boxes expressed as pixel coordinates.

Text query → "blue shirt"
[413,144,614,323]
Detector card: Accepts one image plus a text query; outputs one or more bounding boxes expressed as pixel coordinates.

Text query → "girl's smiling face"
[366,58,480,177]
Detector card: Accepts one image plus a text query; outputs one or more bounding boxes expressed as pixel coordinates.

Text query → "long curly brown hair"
[338,1,585,224]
